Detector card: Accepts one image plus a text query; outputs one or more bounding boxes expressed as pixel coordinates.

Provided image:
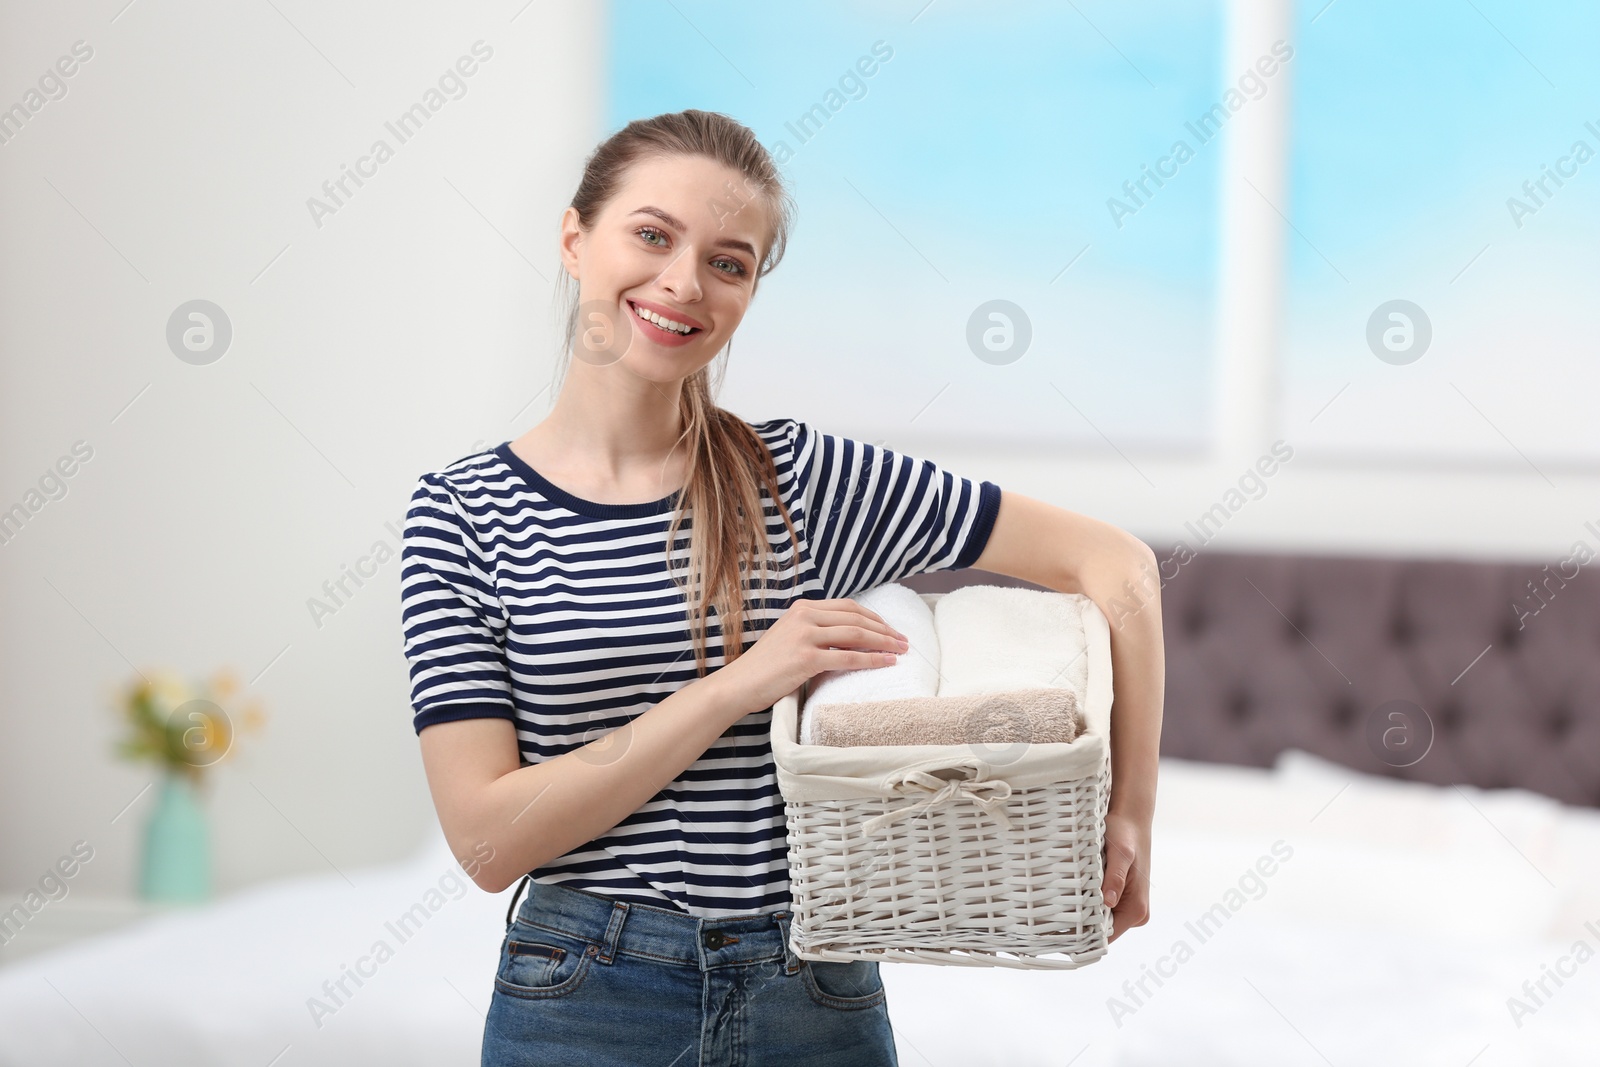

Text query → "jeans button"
[703,930,725,949]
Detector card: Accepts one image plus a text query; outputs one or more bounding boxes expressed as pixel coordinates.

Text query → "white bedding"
[3,749,1598,1066]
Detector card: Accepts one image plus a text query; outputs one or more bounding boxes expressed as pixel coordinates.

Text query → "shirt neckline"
[494,442,683,519]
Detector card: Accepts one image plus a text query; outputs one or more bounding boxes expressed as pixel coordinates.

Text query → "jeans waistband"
[510,878,803,975]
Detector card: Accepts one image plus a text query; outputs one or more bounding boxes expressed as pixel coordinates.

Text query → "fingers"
[1102,832,1139,910]
[815,597,884,620]
[1103,846,1131,911]
[1106,886,1149,945]
[812,598,890,628]
[808,600,908,643]
[1101,834,1144,945]
[1103,853,1150,946]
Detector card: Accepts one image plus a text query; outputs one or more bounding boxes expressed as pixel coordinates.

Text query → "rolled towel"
[800,582,940,744]
[934,585,1088,701]
[805,687,1082,748]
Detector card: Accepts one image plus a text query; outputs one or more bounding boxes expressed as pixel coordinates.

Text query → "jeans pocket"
[494,924,597,1000]
[801,958,886,1011]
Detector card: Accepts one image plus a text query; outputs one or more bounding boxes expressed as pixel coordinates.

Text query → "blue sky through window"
[1281,0,1600,465]
[606,0,1224,452]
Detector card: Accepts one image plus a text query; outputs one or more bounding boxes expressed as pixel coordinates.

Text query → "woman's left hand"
[1101,809,1151,943]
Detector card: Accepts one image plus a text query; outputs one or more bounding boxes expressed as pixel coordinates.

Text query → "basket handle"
[861,758,1015,835]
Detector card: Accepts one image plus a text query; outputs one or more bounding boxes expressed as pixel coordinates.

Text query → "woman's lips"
[627,300,702,347]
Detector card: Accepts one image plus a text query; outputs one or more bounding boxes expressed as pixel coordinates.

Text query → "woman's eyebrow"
[628,206,757,260]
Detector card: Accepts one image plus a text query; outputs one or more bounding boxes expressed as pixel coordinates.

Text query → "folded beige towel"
[801,687,1082,748]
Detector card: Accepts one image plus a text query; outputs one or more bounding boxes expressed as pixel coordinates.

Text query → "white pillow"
[1265,748,1573,941]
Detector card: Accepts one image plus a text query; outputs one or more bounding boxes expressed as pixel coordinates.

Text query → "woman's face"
[561,153,769,383]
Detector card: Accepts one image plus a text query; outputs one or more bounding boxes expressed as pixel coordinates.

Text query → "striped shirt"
[399,416,1002,918]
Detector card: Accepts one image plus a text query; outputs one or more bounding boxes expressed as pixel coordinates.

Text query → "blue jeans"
[482,878,899,1066]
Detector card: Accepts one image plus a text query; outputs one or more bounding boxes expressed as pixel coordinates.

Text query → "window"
[609,0,1225,453]
[1281,0,1600,469]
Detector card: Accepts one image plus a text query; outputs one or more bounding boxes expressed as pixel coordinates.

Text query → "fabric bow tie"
[860,761,1015,835]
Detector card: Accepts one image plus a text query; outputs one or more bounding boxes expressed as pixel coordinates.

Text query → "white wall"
[1,0,1593,904]
[0,0,606,899]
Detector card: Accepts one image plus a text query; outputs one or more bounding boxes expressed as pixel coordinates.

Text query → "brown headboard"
[904,547,1600,809]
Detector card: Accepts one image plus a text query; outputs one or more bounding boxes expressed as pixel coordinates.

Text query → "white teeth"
[632,302,694,334]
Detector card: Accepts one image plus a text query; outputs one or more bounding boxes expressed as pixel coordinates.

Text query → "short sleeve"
[790,420,1002,601]
[399,474,515,734]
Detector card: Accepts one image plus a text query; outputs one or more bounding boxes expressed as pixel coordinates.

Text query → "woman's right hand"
[716,597,910,714]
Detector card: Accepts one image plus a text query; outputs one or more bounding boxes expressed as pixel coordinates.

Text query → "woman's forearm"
[464,668,754,894]
[1066,547,1165,823]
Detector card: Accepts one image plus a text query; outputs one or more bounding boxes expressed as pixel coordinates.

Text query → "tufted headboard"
[903,547,1600,809]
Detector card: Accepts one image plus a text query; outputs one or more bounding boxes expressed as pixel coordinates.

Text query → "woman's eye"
[638,227,747,276]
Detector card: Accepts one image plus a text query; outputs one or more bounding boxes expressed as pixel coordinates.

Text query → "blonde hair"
[551,109,802,676]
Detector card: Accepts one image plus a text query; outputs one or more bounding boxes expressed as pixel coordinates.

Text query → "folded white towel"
[800,582,939,744]
[933,584,1087,700]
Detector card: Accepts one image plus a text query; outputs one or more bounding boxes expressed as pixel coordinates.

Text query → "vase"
[139,772,212,903]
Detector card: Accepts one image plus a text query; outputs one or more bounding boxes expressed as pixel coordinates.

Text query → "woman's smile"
[626,298,705,348]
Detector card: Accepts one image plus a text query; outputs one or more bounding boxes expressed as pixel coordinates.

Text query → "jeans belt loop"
[597,900,629,965]
[503,875,531,932]
[775,911,801,975]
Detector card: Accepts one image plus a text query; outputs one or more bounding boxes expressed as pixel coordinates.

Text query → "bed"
[3,548,1597,1065]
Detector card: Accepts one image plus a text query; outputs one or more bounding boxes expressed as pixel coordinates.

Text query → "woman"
[400,109,1163,1066]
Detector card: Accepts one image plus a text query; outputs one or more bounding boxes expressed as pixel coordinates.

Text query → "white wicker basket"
[771,589,1113,969]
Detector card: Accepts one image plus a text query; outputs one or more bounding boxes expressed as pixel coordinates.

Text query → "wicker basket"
[770,589,1113,969]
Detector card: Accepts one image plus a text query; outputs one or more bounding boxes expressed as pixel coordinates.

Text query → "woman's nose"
[655,252,703,301]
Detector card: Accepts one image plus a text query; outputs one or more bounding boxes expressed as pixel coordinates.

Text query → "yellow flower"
[241,702,267,733]
[150,670,191,712]
[212,668,241,700]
